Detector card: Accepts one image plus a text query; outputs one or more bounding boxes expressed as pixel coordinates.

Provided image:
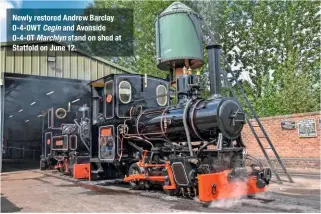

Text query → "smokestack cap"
[159,2,199,18]
[206,44,221,49]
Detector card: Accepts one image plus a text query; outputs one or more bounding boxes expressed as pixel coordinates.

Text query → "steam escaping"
[210,198,243,208]
[209,178,249,209]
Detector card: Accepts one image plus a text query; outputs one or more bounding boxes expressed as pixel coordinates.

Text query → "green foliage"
[90,0,175,78]
[87,0,320,116]
[258,49,320,116]
[191,0,320,116]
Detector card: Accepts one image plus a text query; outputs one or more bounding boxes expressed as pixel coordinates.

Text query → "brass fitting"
[187,67,192,74]
[183,66,187,75]
[187,187,191,198]
[193,187,197,196]
[181,187,185,197]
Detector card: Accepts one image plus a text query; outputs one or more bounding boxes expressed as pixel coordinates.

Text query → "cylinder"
[155,2,204,71]
[135,97,245,142]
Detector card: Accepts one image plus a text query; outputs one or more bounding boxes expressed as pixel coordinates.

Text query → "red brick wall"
[242,111,321,169]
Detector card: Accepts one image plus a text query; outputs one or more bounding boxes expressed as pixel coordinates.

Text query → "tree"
[191,0,320,116]
[260,49,320,116]
[87,0,175,78]
[85,0,320,116]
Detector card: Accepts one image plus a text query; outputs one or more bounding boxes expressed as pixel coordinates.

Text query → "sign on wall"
[298,119,317,138]
[281,121,296,130]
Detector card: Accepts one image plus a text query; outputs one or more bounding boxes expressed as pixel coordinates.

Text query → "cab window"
[119,81,131,104]
[104,81,114,118]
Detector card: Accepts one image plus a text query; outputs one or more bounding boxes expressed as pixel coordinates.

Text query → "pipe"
[92,88,100,125]
[147,138,171,144]
[127,141,144,153]
[183,99,193,156]
[206,45,222,98]
[195,141,215,157]
[118,137,123,162]
[41,111,44,157]
[74,119,90,152]
[123,135,154,148]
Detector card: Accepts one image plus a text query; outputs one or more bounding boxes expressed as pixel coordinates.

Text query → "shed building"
[0,41,133,169]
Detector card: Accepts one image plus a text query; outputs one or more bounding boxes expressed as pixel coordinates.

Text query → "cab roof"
[88,73,168,87]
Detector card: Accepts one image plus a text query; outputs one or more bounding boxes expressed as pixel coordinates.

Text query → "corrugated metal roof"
[4,73,91,129]
[0,41,135,82]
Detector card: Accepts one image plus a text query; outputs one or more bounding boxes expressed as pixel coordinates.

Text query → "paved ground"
[1,166,320,213]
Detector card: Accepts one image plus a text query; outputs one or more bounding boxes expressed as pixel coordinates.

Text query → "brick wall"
[242,111,321,169]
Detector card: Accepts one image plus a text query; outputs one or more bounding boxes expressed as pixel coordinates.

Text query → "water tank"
[155,2,204,71]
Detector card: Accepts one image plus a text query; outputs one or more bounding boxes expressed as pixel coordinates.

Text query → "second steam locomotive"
[40,102,91,178]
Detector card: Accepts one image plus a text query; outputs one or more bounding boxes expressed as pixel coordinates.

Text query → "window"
[119,81,131,104]
[104,81,114,118]
[48,108,53,128]
[156,85,167,106]
[45,132,52,156]
[70,135,77,150]
[99,126,115,161]
[52,135,68,150]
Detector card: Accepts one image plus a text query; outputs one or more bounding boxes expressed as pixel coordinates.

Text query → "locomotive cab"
[89,74,170,179]
[90,74,169,122]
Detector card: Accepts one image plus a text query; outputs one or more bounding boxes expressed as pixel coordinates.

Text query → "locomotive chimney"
[206,44,222,98]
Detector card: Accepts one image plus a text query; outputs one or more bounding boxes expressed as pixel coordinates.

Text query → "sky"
[0,0,93,42]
